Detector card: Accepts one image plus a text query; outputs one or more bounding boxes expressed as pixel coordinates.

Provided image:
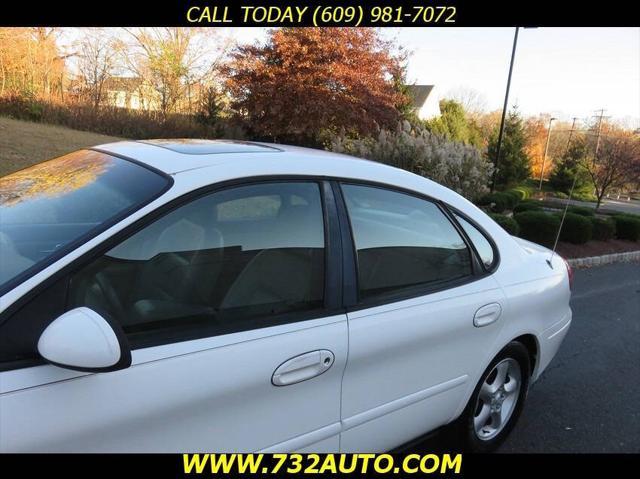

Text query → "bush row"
[612,214,640,241]
[489,214,520,236]
[0,95,245,140]
[489,211,640,245]
[478,188,529,213]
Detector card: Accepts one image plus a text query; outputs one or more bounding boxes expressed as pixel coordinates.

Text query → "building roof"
[406,85,435,109]
[103,76,144,92]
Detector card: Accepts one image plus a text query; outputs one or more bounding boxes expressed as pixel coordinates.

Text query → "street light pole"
[538,117,557,190]
[491,27,520,193]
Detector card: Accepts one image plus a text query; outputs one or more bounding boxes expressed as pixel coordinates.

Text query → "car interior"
[67,184,326,339]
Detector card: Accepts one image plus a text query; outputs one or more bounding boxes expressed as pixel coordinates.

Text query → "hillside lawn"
[0,116,121,177]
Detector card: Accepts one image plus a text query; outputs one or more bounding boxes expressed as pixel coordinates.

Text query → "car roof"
[93,139,369,175]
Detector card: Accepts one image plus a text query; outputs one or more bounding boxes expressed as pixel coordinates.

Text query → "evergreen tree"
[488,107,531,188]
[426,99,484,148]
[549,138,591,194]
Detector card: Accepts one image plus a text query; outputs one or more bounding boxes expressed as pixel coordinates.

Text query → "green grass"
[0,116,121,176]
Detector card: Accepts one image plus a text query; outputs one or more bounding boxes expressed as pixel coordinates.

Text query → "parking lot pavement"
[598,198,640,215]
[547,197,640,215]
[499,262,640,452]
[411,262,640,453]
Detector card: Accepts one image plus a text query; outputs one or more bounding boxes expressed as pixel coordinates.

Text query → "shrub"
[478,191,522,213]
[501,192,519,210]
[328,121,494,201]
[612,215,640,241]
[0,94,242,141]
[478,192,512,213]
[514,211,561,247]
[503,189,523,204]
[489,213,520,236]
[567,206,595,217]
[513,201,542,214]
[591,217,616,241]
[558,213,593,244]
[553,191,569,199]
[509,186,532,201]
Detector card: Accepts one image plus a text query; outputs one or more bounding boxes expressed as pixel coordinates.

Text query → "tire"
[456,341,531,452]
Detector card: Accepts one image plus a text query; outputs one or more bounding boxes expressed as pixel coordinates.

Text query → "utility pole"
[591,109,610,205]
[490,27,519,193]
[538,117,557,190]
[593,109,608,158]
[565,117,579,151]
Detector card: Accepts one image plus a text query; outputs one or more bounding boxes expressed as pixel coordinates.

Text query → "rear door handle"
[474,303,502,327]
[272,350,335,386]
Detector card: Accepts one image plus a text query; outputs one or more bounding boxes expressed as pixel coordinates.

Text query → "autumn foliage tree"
[0,28,67,99]
[524,115,569,181]
[222,28,409,145]
[582,128,640,209]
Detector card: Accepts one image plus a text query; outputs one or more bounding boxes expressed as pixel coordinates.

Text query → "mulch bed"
[555,240,640,259]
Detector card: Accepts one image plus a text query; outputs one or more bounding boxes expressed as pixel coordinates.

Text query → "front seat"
[220,248,318,312]
[127,218,222,327]
[220,204,323,314]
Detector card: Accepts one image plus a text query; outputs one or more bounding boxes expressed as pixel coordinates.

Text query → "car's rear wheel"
[457,341,531,452]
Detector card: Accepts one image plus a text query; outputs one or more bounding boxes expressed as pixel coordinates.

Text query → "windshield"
[0,150,170,294]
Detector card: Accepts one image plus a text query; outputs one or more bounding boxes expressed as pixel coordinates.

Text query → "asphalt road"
[414,262,640,453]
[546,197,640,215]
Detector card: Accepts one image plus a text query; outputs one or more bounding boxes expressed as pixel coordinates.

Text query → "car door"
[336,183,507,452]
[0,180,348,452]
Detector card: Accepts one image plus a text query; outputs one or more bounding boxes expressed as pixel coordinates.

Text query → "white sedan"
[0,140,572,452]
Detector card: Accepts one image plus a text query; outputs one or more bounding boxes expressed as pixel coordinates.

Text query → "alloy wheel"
[473,358,522,441]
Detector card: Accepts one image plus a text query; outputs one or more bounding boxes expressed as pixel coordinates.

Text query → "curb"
[567,250,640,268]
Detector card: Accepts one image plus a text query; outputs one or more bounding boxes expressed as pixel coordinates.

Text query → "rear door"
[0,180,347,452]
[336,183,506,451]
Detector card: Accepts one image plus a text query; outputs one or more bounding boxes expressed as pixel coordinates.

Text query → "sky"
[61,27,640,127]
[393,27,640,127]
[229,27,640,127]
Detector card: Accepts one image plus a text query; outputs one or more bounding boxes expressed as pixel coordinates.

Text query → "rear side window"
[67,182,326,345]
[453,214,496,270]
[341,184,472,301]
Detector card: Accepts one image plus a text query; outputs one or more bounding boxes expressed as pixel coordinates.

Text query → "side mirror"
[37,307,131,372]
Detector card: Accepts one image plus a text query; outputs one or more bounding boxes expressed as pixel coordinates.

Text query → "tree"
[549,137,591,193]
[76,29,119,110]
[120,28,230,117]
[195,85,223,128]
[222,27,409,145]
[582,129,640,209]
[488,107,531,188]
[0,28,67,99]
[446,86,488,118]
[524,115,569,181]
[474,110,502,148]
[426,99,483,148]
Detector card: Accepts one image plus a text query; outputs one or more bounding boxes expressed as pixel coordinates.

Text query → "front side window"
[341,184,472,301]
[67,182,325,344]
[0,150,169,294]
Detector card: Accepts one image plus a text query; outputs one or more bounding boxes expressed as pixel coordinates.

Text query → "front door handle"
[272,350,335,386]
[473,303,502,327]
